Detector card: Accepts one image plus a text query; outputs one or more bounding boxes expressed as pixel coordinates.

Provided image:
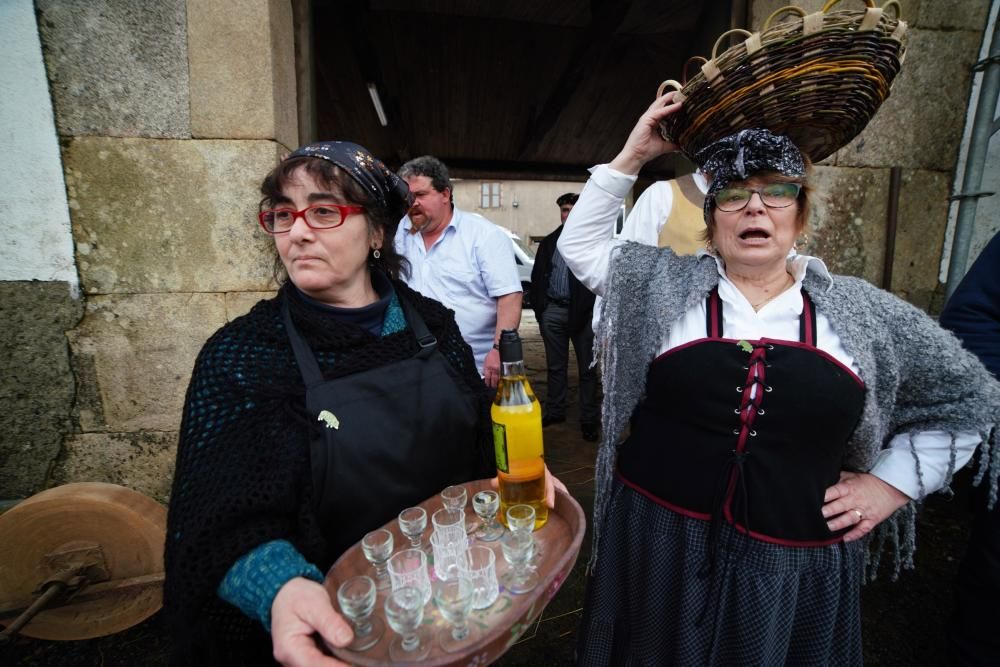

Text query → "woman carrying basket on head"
[559,93,1000,665]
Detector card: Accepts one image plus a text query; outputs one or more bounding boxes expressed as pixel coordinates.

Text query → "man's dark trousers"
[539,301,599,426]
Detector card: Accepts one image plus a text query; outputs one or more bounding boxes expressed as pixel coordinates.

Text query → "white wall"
[0,0,78,293]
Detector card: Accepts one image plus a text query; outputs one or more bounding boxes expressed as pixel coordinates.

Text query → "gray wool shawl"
[592,242,1000,579]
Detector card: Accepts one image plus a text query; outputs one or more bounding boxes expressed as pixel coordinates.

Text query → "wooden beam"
[517,0,633,158]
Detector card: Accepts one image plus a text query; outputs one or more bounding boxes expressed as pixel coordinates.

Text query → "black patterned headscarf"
[694,129,806,223]
[286,141,413,220]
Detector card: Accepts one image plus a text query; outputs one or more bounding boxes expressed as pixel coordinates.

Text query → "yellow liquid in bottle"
[492,374,548,530]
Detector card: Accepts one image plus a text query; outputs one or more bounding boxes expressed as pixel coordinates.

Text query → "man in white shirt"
[395,156,522,387]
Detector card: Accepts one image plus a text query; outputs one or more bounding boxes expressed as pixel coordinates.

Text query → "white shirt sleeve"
[476,222,522,297]
[557,165,636,296]
[618,180,673,246]
[869,430,979,499]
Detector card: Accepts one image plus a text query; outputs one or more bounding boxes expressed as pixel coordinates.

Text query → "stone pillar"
[22,0,299,502]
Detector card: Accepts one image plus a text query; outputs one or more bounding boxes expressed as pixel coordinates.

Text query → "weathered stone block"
[187,0,298,147]
[835,28,981,170]
[226,291,278,321]
[35,0,190,138]
[890,169,951,309]
[908,0,989,30]
[50,431,177,504]
[66,293,227,433]
[808,166,891,285]
[0,281,83,499]
[64,138,280,294]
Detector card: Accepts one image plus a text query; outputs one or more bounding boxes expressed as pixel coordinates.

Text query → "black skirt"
[577,480,864,666]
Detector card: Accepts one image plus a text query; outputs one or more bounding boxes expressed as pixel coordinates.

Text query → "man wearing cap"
[530,193,600,441]
[394,155,522,387]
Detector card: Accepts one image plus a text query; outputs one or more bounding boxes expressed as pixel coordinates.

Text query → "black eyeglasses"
[712,183,802,212]
[258,204,365,235]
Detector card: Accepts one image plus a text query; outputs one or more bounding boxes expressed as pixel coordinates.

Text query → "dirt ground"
[1,312,979,665]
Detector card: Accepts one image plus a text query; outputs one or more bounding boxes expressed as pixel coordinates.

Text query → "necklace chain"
[749,274,794,311]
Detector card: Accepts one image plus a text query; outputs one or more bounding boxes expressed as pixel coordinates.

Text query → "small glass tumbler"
[433,576,480,653]
[472,490,504,542]
[335,575,384,651]
[440,484,468,512]
[387,548,432,605]
[506,504,536,534]
[431,508,466,546]
[459,545,499,610]
[430,530,470,581]
[398,506,428,552]
[501,529,539,594]
[384,586,431,662]
[361,528,393,590]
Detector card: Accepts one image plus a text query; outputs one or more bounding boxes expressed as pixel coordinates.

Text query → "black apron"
[283,294,481,558]
[617,288,866,544]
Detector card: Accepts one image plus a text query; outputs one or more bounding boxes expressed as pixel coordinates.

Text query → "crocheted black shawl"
[163,280,494,664]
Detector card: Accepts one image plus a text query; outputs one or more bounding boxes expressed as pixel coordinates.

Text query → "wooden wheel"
[0,482,166,640]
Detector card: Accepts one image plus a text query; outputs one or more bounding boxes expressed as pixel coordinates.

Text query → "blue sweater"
[940,232,1000,379]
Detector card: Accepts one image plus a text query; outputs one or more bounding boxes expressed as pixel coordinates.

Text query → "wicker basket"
[659,0,908,163]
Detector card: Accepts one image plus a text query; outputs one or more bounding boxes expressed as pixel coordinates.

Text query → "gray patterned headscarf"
[286,141,413,220]
[694,129,806,223]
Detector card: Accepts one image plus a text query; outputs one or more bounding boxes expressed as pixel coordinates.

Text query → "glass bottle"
[490,329,547,530]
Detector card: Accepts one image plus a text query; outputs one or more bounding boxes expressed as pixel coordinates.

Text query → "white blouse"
[558,164,978,500]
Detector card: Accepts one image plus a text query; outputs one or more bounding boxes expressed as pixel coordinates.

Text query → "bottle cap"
[498,329,522,363]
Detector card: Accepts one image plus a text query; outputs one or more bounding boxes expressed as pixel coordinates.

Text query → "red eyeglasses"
[258,204,365,234]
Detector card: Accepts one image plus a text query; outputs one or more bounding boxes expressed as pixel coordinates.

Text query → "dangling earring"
[372,248,381,259]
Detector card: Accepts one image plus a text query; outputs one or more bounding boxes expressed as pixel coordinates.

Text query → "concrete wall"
[0,0,83,499]
[451,179,596,243]
[943,2,1000,281]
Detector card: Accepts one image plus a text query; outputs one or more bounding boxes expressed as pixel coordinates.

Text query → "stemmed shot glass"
[472,490,504,542]
[361,528,393,590]
[384,586,431,662]
[500,529,539,594]
[506,503,542,562]
[506,503,536,533]
[335,575,384,651]
[433,576,480,652]
[440,484,468,512]
[398,506,429,552]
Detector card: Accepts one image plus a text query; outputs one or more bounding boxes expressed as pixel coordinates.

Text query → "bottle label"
[492,421,510,474]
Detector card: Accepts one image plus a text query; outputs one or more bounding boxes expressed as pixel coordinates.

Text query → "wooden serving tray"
[324,478,586,666]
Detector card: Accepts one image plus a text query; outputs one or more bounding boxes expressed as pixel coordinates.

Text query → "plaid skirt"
[577,479,864,666]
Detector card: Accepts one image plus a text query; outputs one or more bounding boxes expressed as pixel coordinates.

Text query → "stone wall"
[749,0,990,312]
[0,0,297,502]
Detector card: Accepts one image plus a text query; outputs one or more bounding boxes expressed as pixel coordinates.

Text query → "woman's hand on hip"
[822,471,910,542]
[271,576,351,667]
[609,92,683,176]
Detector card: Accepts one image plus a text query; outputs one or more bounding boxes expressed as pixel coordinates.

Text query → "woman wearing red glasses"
[164,142,497,665]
